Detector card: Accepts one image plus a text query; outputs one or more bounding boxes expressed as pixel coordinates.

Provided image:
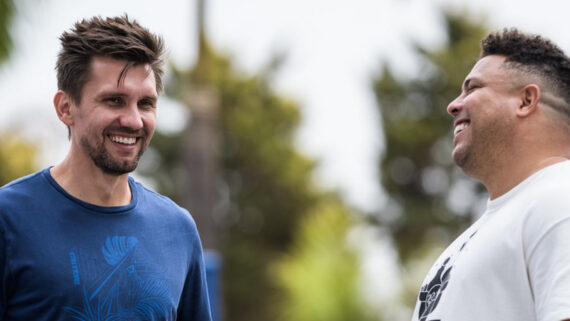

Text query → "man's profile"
[412,28,570,321]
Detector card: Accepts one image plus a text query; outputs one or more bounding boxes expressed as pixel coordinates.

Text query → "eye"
[105,96,125,106]
[466,85,480,93]
[138,98,156,110]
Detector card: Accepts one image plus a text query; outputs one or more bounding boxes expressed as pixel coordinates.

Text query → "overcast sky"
[2,0,570,212]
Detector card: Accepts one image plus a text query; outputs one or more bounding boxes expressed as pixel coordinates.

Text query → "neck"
[478,155,568,200]
[476,110,570,199]
[50,156,132,207]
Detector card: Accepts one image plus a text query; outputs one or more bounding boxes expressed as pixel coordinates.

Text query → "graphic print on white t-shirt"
[416,230,478,321]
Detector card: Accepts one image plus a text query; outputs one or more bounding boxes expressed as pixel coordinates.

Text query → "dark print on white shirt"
[417,230,477,321]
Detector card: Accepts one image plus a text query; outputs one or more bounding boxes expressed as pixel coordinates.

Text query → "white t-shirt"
[412,161,570,321]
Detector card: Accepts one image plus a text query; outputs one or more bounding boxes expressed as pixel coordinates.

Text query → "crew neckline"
[42,167,138,215]
[486,160,569,213]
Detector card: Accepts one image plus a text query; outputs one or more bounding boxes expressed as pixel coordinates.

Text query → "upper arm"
[526,212,570,321]
[0,213,8,319]
[176,230,213,321]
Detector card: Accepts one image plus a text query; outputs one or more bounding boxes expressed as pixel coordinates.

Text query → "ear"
[517,84,541,118]
[53,90,75,126]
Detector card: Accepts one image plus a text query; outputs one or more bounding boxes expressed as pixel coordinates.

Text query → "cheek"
[143,113,157,134]
[464,92,487,107]
[461,95,479,115]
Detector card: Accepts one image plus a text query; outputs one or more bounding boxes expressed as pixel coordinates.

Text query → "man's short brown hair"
[56,15,165,104]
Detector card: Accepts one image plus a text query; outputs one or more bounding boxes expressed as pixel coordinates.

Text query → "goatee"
[81,135,146,176]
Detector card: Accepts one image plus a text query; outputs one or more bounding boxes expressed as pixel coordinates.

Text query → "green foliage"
[140,49,370,320]
[166,51,320,245]
[0,134,37,186]
[372,12,489,262]
[272,200,375,321]
[0,0,14,64]
[0,1,29,185]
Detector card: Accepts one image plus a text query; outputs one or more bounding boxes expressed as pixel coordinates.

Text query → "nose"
[119,103,144,130]
[447,95,462,117]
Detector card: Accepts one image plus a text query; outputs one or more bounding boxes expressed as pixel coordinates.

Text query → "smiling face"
[447,55,522,178]
[69,56,158,176]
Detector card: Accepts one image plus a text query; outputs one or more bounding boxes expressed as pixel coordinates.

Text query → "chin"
[94,156,140,176]
[452,151,465,167]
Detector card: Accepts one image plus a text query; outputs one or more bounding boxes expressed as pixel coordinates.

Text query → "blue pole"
[204,250,222,321]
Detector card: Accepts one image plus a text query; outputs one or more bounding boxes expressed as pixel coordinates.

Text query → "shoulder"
[130,178,197,228]
[1,169,45,190]
[517,161,570,245]
[131,181,204,247]
[513,161,570,208]
[131,178,185,211]
[0,169,47,202]
[526,161,570,209]
[0,170,49,231]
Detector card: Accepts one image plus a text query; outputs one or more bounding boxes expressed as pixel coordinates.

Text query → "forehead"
[87,56,156,94]
[465,55,508,84]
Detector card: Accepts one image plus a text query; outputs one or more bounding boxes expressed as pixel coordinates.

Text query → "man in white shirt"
[412,28,570,321]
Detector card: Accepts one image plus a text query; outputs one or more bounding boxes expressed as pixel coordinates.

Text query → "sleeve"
[0,214,8,320]
[525,195,570,321]
[176,232,213,321]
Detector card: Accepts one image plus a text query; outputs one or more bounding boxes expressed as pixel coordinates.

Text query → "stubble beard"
[453,117,513,179]
[80,135,147,176]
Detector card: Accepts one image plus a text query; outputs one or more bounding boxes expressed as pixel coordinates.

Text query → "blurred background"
[1,0,569,320]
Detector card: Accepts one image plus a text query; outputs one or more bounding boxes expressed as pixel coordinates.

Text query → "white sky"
[2,0,570,212]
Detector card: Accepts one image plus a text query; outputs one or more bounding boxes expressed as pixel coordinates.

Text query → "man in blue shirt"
[0,15,212,321]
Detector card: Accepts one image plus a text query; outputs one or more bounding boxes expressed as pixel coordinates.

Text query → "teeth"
[454,122,469,136]
[111,136,136,145]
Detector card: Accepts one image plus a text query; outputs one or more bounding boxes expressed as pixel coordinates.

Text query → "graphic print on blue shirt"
[417,230,478,321]
[63,236,172,320]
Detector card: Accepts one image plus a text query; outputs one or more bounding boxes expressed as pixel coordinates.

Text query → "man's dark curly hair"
[56,15,165,104]
[480,28,570,118]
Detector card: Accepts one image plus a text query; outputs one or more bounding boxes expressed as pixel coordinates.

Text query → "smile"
[110,135,137,145]
[454,122,469,136]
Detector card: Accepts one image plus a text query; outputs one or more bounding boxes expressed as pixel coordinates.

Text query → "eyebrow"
[462,78,473,91]
[98,92,158,102]
[140,95,158,104]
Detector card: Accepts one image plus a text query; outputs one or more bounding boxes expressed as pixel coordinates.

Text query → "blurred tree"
[0,134,37,186]
[0,1,38,185]
[272,200,376,321]
[0,0,14,63]
[169,52,317,320]
[372,12,489,263]
[138,46,370,320]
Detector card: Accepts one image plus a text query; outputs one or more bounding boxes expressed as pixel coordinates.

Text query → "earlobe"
[53,91,74,126]
[517,84,540,118]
